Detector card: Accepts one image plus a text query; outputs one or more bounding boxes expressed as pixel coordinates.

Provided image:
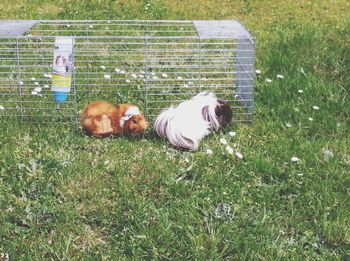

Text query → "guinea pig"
[80,101,148,138]
[154,91,233,150]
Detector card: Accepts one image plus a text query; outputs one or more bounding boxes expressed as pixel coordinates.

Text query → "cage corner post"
[236,36,255,123]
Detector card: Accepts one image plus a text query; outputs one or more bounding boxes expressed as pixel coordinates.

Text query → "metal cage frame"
[0,20,255,124]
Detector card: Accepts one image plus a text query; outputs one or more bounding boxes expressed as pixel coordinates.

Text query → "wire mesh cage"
[0,20,255,124]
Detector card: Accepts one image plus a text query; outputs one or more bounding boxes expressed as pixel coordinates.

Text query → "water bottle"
[52,37,74,103]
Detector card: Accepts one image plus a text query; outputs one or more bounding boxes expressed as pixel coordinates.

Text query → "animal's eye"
[132,119,138,124]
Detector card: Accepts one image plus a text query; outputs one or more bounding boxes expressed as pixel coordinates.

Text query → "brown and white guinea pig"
[80,101,148,138]
[154,91,233,150]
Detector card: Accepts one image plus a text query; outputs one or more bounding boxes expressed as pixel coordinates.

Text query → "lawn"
[0,0,349,259]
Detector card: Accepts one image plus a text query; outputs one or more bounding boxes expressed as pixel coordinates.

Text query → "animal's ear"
[201,105,210,121]
[215,99,233,127]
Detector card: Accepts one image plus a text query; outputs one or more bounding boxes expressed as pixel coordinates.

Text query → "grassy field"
[1,0,350,259]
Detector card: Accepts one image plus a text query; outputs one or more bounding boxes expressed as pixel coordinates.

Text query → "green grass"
[1,0,350,259]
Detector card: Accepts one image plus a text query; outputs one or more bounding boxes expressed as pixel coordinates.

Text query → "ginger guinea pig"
[80,101,148,138]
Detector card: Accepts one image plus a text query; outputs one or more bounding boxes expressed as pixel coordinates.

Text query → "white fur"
[119,106,141,128]
[154,91,223,150]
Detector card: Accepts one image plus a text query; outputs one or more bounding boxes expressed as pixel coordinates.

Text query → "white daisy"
[277,74,284,79]
[176,76,183,80]
[161,73,168,78]
[206,149,213,155]
[31,91,38,95]
[229,131,236,137]
[100,65,106,70]
[0,105,4,110]
[286,122,292,128]
[220,138,227,145]
[19,81,24,85]
[322,149,334,161]
[120,70,126,75]
[114,68,121,73]
[298,89,304,93]
[125,79,131,83]
[151,72,156,76]
[44,84,50,88]
[255,69,261,74]
[188,81,193,85]
[312,105,319,110]
[226,146,234,155]
[131,74,137,79]
[104,74,111,79]
[183,84,189,88]
[308,117,313,121]
[89,25,94,29]
[265,78,272,83]
[140,70,145,74]
[66,24,71,28]
[291,156,300,162]
[235,152,243,159]
[34,82,39,85]
[34,87,42,93]
[30,77,36,81]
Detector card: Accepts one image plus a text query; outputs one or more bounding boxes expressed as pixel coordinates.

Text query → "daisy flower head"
[220,138,228,145]
[235,152,243,159]
[291,156,300,162]
[226,145,234,155]
[229,131,236,137]
[206,149,213,155]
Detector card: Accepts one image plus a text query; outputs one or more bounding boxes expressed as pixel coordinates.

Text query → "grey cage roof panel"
[0,20,38,38]
[193,20,252,39]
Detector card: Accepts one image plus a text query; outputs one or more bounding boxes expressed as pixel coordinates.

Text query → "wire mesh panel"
[0,20,255,124]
